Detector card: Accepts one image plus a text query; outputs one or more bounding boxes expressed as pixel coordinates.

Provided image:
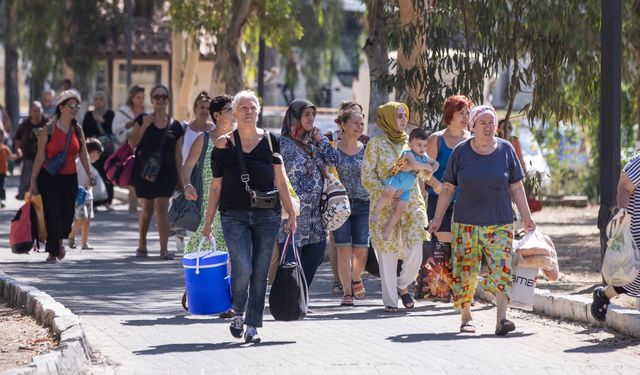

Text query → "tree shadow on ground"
[564,335,639,354]
[132,341,296,355]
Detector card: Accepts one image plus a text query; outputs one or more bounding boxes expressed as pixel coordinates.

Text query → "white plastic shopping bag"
[602,209,640,286]
[509,266,537,311]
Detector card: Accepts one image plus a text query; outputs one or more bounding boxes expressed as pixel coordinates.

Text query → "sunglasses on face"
[152,94,169,101]
[66,103,81,110]
[220,106,232,112]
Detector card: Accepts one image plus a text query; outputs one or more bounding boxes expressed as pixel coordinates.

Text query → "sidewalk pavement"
[1,177,640,374]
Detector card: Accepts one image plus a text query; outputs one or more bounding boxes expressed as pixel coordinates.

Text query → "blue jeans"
[220,208,281,328]
[280,239,327,288]
[333,198,370,248]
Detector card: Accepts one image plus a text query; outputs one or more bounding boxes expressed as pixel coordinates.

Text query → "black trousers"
[0,173,5,200]
[37,169,77,256]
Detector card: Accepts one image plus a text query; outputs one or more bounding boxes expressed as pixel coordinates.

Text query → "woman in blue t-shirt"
[428,105,536,336]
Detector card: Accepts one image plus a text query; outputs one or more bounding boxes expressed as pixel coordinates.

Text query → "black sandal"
[495,319,516,336]
[399,292,414,309]
[591,286,610,322]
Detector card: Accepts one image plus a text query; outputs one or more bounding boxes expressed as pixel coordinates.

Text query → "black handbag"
[269,234,309,321]
[168,132,210,231]
[140,122,170,183]
[233,130,278,209]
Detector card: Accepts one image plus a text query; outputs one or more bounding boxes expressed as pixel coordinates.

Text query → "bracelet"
[185,183,193,188]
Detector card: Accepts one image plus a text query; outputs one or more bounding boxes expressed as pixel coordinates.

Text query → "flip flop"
[460,321,476,333]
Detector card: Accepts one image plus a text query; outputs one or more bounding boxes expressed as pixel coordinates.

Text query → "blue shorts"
[384,172,417,202]
[332,198,370,248]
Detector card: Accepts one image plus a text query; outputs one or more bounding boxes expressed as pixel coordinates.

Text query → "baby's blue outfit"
[384,150,430,202]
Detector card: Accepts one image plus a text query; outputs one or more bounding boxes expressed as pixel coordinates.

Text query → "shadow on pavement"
[564,332,638,354]
[122,315,230,327]
[386,331,534,343]
[132,341,297,355]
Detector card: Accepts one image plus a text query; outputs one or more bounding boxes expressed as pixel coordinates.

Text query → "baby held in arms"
[371,128,439,240]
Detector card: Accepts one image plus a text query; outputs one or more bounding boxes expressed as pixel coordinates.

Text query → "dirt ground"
[532,205,639,309]
[0,302,58,372]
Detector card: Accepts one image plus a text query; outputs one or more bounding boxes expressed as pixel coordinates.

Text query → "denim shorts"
[332,198,370,248]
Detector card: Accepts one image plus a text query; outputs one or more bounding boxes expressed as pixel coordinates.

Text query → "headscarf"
[92,92,107,121]
[376,102,409,145]
[281,98,316,144]
[468,105,497,131]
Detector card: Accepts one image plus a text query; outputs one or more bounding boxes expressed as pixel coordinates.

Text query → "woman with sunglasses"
[29,90,96,263]
[128,84,184,260]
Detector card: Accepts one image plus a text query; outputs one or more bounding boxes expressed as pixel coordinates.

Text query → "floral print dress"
[278,136,341,247]
[361,135,429,256]
[184,138,227,253]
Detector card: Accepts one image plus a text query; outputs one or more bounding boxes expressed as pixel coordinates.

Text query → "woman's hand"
[523,216,536,233]
[202,224,212,239]
[184,184,198,201]
[312,127,322,143]
[89,174,97,187]
[284,217,297,234]
[427,218,442,234]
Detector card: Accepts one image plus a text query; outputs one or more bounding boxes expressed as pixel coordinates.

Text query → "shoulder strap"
[197,132,209,166]
[118,108,133,120]
[233,130,251,192]
[437,134,444,149]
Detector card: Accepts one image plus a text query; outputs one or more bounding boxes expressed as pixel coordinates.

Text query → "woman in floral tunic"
[279,99,340,287]
[362,102,429,312]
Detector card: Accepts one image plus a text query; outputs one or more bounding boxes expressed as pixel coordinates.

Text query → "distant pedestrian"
[202,90,297,343]
[128,84,183,260]
[332,103,370,306]
[182,93,234,254]
[282,51,299,104]
[428,105,535,335]
[42,90,56,118]
[278,98,341,288]
[29,90,97,263]
[113,85,146,216]
[68,138,103,250]
[0,129,19,208]
[82,93,115,210]
[498,119,527,173]
[591,154,640,322]
[362,102,428,312]
[14,101,49,200]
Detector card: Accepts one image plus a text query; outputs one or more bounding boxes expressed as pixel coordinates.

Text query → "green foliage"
[379,0,601,131]
[169,0,304,89]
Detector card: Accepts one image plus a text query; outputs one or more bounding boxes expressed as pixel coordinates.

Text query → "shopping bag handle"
[280,233,301,266]
[195,236,218,275]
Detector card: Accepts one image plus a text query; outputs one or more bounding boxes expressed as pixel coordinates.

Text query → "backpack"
[104,142,135,187]
[10,201,39,254]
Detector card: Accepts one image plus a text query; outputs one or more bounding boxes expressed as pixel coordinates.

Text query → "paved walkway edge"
[0,271,91,375]
[479,286,640,338]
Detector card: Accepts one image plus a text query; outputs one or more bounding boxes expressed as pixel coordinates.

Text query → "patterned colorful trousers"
[451,223,514,311]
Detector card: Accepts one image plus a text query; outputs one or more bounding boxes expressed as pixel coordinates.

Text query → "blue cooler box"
[182,251,231,315]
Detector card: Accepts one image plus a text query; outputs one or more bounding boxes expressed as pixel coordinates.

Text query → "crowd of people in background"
[4,80,638,344]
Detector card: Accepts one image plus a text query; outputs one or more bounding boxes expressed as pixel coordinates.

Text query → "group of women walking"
[31,85,542,342]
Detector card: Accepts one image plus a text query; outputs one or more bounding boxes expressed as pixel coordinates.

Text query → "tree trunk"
[221,0,255,95]
[3,0,20,134]
[397,0,430,128]
[363,0,389,137]
[172,30,200,120]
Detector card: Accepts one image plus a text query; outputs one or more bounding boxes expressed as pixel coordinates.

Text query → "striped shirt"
[621,154,640,297]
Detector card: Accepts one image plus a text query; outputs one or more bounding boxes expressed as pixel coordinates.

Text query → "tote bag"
[602,208,640,286]
[269,234,309,321]
[321,170,351,232]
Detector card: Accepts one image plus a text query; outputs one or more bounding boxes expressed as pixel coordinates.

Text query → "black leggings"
[38,169,77,256]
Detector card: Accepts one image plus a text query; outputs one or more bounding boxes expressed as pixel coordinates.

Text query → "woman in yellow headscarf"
[362,102,429,312]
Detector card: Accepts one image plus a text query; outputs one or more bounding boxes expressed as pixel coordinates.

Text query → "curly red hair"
[442,95,473,125]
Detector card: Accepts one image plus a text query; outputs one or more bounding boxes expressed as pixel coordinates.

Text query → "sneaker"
[591,286,610,322]
[229,315,244,338]
[244,326,261,344]
[68,238,76,249]
[175,236,185,252]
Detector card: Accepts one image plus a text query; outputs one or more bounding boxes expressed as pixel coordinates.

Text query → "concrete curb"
[478,287,640,338]
[0,272,91,375]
